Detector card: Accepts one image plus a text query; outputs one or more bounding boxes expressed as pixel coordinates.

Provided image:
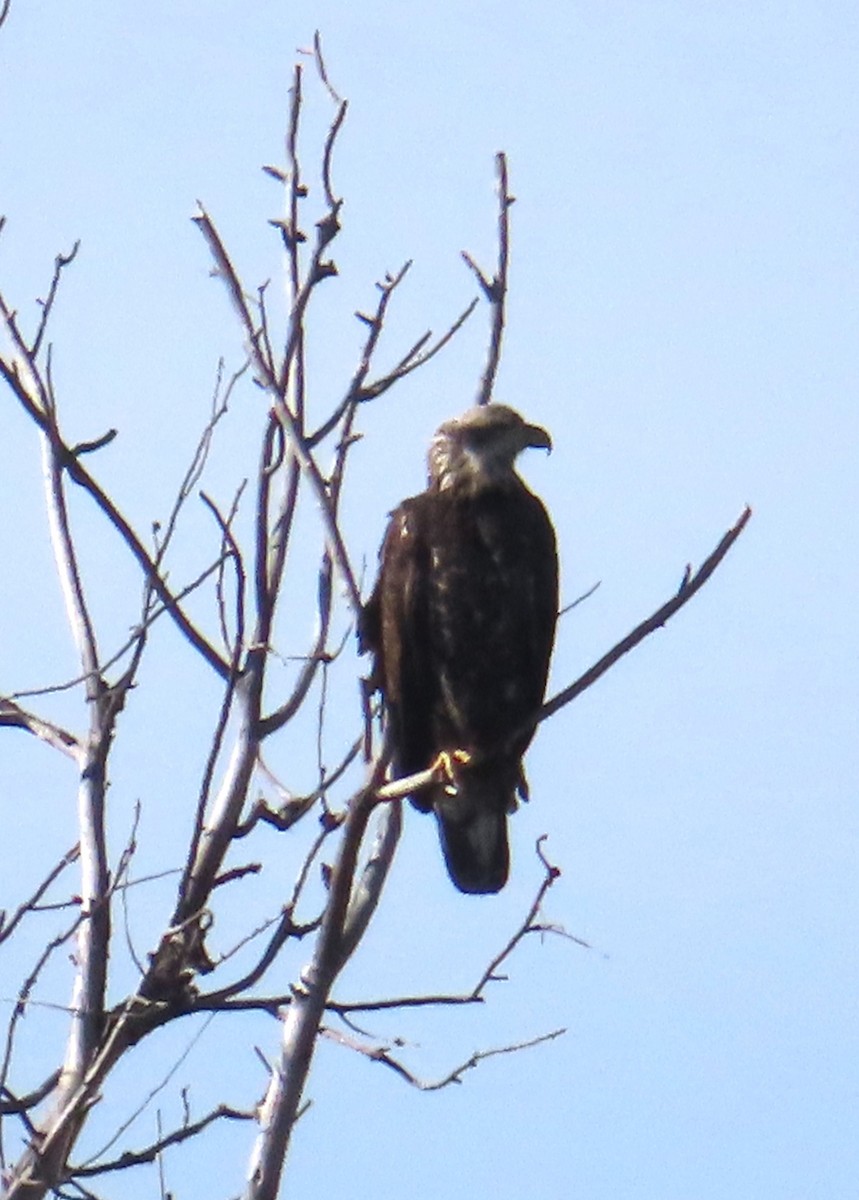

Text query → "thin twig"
[0,913,83,1108]
[356,297,479,403]
[150,358,242,575]
[175,661,243,911]
[0,845,80,946]
[241,737,361,835]
[328,837,567,1015]
[118,805,145,976]
[320,1025,565,1091]
[193,889,323,1010]
[308,261,414,446]
[558,580,601,617]
[195,206,362,616]
[258,553,333,738]
[310,31,343,107]
[10,553,228,702]
[283,64,304,331]
[73,1016,217,1171]
[0,345,230,678]
[201,488,247,660]
[321,100,348,213]
[462,151,513,406]
[32,243,80,359]
[67,1104,253,1179]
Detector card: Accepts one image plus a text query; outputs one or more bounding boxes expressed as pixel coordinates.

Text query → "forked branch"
[320,1025,565,1091]
[67,1104,254,1180]
[328,837,570,1016]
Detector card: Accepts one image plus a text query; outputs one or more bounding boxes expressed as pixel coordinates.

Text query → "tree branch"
[0,913,83,1120]
[244,757,392,1200]
[321,1024,565,1091]
[355,295,479,403]
[32,243,81,360]
[462,151,512,406]
[328,836,569,1016]
[0,845,80,946]
[538,506,752,726]
[67,1105,254,1179]
[0,350,231,679]
[0,699,81,759]
[0,1072,61,1118]
[195,204,363,618]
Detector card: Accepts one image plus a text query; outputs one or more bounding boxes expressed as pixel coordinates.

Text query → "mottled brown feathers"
[361,404,558,894]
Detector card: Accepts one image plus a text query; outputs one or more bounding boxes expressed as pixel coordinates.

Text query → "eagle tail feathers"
[431,763,518,894]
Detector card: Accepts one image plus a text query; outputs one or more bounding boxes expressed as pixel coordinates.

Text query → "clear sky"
[1,3,857,1198]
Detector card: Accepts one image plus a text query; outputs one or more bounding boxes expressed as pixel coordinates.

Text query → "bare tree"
[0,33,750,1200]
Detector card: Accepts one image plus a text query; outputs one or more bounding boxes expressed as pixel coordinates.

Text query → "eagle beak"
[524,423,552,454]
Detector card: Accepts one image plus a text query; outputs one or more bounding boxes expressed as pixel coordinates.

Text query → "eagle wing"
[362,480,558,895]
[360,497,438,805]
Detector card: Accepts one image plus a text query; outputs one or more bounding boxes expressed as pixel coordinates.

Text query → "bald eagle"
[361,404,558,894]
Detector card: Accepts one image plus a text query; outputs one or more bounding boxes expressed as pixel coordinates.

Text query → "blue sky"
[1,3,857,1198]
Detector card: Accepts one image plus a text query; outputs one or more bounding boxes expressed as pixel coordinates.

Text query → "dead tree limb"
[462,150,513,406]
[0,31,749,1200]
[539,505,752,724]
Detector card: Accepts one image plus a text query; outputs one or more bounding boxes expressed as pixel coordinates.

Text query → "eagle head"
[428,404,552,492]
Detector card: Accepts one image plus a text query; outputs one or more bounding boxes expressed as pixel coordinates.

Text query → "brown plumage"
[361,404,558,893]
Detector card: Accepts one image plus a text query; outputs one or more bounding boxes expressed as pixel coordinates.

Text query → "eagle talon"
[431,748,472,793]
